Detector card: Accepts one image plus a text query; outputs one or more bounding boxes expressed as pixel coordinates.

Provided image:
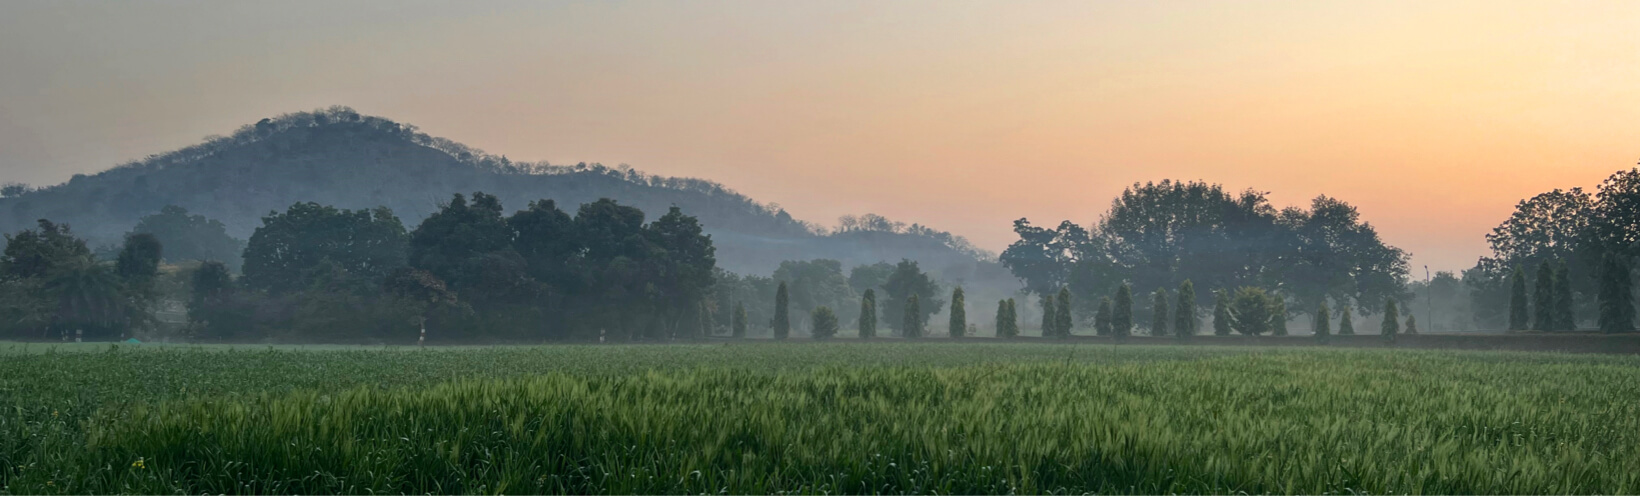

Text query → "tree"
[773,281,790,339]
[732,302,748,338]
[1212,290,1231,336]
[1271,299,1288,336]
[1174,280,1197,339]
[1112,284,1133,337]
[647,206,719,338]
[698,300,716,337]
[1508,266,1529,330]
[1405,314,1418,335]
[774,259,853,331]
[811,306,839,339]
[1150,288,1170,337]
[1598,253,1635,333]
[1229,287,1274,336]
[1554,260,1575,331]
[903,294,923,338]
[880,259,943,334]
[948,287,967,338]
[115,233,163,305]
[242,202,407,294]
[995,299,1013,338]
[1095,297,1113,336]
[187,261,248,340]
[1,219,91,281]
[1338,304,1355,335]
[1006,299,1018,337]
[1040,295,1057,337]
[1382,299,1401,342]
[130,205,245,267]
[1533,261,1555,331]
[1314,302,1332,343]
[1276,195,1412,322]
[859,289,878,339]
[1055,287,1073,337]
[847,262,895,296]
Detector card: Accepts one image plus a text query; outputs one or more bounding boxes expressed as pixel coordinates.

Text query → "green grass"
[1,342,1637,494]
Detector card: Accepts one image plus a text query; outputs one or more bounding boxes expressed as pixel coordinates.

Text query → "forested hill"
[0,107,988,275]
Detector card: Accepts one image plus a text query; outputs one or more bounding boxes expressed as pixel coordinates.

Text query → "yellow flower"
[132,458,146,469]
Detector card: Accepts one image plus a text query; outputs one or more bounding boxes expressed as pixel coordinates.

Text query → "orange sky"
[1,1,1637,273]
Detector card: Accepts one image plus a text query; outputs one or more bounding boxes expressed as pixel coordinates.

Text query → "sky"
[1,0,1638,274]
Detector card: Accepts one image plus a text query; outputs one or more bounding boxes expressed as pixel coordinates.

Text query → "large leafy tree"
[880,259,943,333]
[242,202,408,294]
[1275,196,1410,319]
[647,206,718,338]
[130,205,245,267]
[1,219,91,281]
[1599,253,1635,333]
[774,259,853,331]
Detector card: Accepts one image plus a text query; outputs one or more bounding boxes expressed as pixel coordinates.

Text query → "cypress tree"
[1554,260,1575,331]
[1006,298,1019,337]
[859,289,877,339]
[1174,280,1197,339]
[1151,288,1170,337]
[1314,302,1332,343]
[1095,297,1113,336]
[1212,290,1231,336]
[1040,295,1057,338]
[732,302,747,338]
[1599,253,1635,333]
[1533,261,1555,331]
[1055,287,1073,338]
[1113,284,1134,338]
[949,287,967,338]
[995,299,1012,338]
[1338,304,1355,335]
[1382,299,1400,342]
[773,282,790,340]
[1509,266,1529,330]
[904,294,923,338]
[1405,314,1418,335]
[1271,299,1288,336]
[811,306,838,339]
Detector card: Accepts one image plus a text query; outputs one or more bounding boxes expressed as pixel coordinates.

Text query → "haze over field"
[3,1,1639,273]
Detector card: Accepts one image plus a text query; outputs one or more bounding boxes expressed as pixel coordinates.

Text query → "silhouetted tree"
[811,306,838,339]
[1040,294,1057,337]
[243,202,407,294]
[949,287,966,338]
[773,281,790,339]
[1338,304,1355,335]
[1533,261,1555,331]
[1151,288,1170,337]
[859,289,877,339]
[1508,266,1529,330]
[1271,299,1288,336]
[1314,302,1332,343]
[1382,299,1401,342]
[1055,287,1072,337]
[1229,287,1273,336]
[1174,280,1197,339]
[115,233,163,309]
[1113,284,1133,337]
[1554,260,1575,331]
[130,205,244,267]
[187,261,248,340]
[881,259,942,333]
[1095,297,1113,336]
[1404,313,1418,335]
[995,299,1014,338]
[1599,253,1634,333]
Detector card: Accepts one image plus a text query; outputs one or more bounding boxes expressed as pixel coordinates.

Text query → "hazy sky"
[2,0,1638,274]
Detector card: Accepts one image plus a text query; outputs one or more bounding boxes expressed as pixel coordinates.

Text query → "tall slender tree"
[1040,295,1057,338]
[1508,266,1529,330]
[732,302,747,338]
[995,299,1013,338]
[949,287,967,338]
[904,294,923,338]
[1533,261,1555,331]
[1314,302,1332,343]
[1554,260,1575,331]
[773,281,790,340]
[1212,290,1231,336]
[1095,297,1113,336]
[1404,313,1418,335]
[1174,280,1197,339]
[1055,287,1073,338]
[1005,299,1019,337]
[859,289,877,339]
[1382,299,1400,342]
[1599,253,1635,333]
[1151,288,1170,337]
[1338,304,1355,335]
[1113,284,1134,338]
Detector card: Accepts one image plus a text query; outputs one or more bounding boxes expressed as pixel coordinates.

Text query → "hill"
[0,107,995,278]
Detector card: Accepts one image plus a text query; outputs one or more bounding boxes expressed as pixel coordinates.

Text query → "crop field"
[1,342,1637,494]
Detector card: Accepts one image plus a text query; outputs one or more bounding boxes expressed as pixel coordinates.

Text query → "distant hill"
[0,106,997,278]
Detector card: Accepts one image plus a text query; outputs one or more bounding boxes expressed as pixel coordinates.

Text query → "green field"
[1,342,1637,494]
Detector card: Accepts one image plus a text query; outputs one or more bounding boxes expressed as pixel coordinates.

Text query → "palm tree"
[44,257,127,340]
